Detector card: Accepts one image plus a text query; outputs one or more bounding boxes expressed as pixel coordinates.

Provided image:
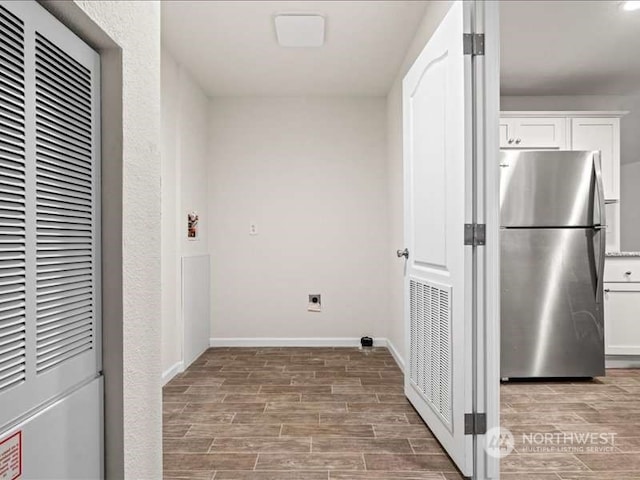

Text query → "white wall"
[161,48,210,378]
[385,1,453,363]
[161,50,180,377]
[621,161,640,251]
[208,97,388,342]
[501,94,640,251]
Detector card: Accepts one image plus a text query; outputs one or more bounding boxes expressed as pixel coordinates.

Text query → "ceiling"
[161,1,428,97]
[501,1,640,96]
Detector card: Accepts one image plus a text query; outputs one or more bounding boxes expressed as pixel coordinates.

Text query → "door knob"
[507,138,514,144]
[625,271,632,276]
[515,138,521,144]
[397,248,409,259]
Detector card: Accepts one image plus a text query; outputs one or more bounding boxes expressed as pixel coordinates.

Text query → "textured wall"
[208,97,389,342]
[385,1,453,364]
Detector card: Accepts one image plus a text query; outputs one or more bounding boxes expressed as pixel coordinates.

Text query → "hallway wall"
[207,97,389,342]
[161,48,210,378]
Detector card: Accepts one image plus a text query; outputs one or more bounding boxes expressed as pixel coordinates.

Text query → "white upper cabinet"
[570,117,620,201]
[500,117,566,149]
[500,111,626,202]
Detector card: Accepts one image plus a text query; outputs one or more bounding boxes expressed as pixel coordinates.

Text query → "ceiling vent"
[274,14,325,47]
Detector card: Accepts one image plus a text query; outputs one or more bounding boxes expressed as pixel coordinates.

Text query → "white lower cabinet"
[604,258,640,355]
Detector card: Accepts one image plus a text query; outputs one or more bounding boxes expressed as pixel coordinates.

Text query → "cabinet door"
[604,284,640,355]
[512,117,567,149]
[571,118,620,200]
[605,203,620,253]
[499,119,516,148]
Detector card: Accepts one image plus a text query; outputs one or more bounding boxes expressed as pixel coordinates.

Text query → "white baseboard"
[162,361,184,385]
[209,337,387,348]
[385,338,405,373]
[207,336,406,372]
[606,355,640,369]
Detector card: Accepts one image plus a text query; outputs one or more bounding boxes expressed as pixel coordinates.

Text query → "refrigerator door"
[501,228,605,378]
[500,150,601,228]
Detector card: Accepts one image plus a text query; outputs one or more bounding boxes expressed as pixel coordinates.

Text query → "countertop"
[606,252,640,257]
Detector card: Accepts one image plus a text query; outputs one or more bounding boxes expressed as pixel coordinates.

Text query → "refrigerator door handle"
[593,152,606,303]
[594,152,606,229]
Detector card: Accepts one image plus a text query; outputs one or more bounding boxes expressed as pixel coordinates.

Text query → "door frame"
[471,1,501,479]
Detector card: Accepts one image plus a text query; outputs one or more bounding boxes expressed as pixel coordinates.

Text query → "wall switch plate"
[308,294,321,312]
[249,223,258,235]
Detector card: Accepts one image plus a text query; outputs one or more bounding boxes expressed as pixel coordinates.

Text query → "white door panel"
[402,1,473,475]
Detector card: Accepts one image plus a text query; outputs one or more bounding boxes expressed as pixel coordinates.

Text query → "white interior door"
[402,1,474,475]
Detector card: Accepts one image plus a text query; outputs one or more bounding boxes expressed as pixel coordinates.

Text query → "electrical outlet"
[249,223,258,235]
[308,294,321,312]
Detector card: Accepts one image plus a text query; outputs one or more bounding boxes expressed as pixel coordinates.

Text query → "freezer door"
[500,150,601,227]
[501,228,605,378]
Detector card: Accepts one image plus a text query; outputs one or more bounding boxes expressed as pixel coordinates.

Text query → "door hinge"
[463,33,485,56]
[464,412,487,435]
[464,223,486,246]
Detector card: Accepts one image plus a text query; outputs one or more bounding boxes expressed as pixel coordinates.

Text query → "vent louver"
[0,5,26,394]
[409,278,453,427]
[34,33,94,373]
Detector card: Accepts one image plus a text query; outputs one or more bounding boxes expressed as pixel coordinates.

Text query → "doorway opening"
[499,1,640,476]
[160,1,498,479]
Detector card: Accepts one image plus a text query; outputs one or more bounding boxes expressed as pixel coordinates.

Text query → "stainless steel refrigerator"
[500,150,606,379]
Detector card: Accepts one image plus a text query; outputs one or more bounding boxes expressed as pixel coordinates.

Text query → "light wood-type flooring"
[163,347,462,480]
[163,347,640,479]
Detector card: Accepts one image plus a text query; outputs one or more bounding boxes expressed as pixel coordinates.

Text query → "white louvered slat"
[0,3,25,394]
[34,32,95,374]
[409,277,453,428]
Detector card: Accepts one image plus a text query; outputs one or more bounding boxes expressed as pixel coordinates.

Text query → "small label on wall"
[0,431,22,480]
[187,211,199,240]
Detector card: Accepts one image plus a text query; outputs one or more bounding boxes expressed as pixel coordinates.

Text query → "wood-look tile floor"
[500,369,640,479]
[163,347,463,480]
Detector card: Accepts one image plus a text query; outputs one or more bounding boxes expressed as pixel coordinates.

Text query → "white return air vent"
[409,278,453,427]
[0,0,100,432]
[34,33,95,373]
[0,4,27,395]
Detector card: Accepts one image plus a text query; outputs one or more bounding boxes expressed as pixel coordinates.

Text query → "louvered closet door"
[0,0,100,430]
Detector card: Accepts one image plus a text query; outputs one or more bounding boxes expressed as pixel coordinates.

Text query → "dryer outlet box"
[308,294,321,312]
